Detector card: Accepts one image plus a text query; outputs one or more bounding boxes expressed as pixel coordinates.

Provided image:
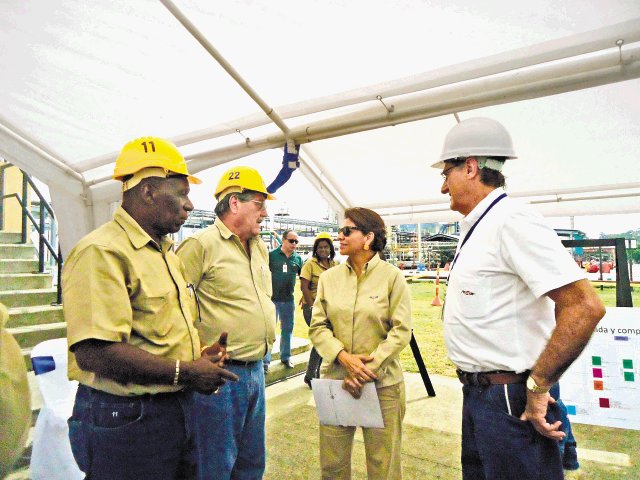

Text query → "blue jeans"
[68,385,196,480]
[549,384,580,470]
[192,360,266,480]
[264,300,294,365]
[461,383,564,480]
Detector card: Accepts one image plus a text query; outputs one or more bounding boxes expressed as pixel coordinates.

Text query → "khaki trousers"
[319,382,406,480]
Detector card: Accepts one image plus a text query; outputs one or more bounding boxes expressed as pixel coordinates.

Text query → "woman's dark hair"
[313,238,335,260]
[343,207,387,252]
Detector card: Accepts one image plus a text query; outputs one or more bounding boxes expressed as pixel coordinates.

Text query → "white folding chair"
[30,338,83,480]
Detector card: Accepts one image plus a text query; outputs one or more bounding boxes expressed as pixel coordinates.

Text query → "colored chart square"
[623,359,633,369]
[599,398,610,408]
[593,380,604,390]
[624,372,635,382]
[592,356,602,366]
[592,368,603,378]
[566,405,577,415]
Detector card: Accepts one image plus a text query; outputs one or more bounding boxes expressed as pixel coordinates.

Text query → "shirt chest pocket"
[132,291,175,338]
[359,288,389,319]
[455,277,490,319]
[260,265,273,297]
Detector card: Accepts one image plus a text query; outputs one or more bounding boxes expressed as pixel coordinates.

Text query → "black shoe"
[304,377,313,389]
[281,359,294,368]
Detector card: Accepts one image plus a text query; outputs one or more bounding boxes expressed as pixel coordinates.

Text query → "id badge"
[283,264,288,273]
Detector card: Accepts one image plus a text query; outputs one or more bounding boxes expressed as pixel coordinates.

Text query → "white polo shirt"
[443,188,585,373]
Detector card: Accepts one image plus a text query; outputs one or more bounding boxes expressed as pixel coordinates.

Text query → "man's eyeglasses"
[440,161,465,181]
[338,226,366,237]
[287,238,299,244]
[249,199,267,210]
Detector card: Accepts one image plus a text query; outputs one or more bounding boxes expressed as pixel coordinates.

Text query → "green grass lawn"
[291,278,640,478]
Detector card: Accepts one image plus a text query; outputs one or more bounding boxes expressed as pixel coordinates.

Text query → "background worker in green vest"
[264,229,303,372]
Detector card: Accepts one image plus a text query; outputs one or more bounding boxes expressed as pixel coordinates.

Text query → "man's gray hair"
[214,190,261,217]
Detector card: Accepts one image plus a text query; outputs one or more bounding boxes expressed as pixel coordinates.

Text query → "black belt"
[226,359,259,367]
[78,384,184,402]
[457,369,529,386]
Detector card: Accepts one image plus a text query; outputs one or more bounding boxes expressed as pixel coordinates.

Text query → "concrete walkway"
[264,372,631,479]
[264,372,464,478]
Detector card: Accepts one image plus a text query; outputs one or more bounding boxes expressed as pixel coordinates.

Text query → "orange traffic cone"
[431,267,443,306]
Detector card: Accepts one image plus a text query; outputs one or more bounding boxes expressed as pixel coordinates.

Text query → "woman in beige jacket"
[309,207,412,480]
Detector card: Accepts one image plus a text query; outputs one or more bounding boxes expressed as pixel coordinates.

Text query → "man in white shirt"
[434,117,605,480]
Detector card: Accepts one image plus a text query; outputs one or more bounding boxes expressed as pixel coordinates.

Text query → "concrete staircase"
[0,231,64,370]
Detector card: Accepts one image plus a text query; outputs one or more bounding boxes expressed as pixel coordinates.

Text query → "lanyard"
[441,192,506,321]
[448,192,507,277]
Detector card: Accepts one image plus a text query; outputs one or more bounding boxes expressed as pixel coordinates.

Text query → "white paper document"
[311,379,384,428]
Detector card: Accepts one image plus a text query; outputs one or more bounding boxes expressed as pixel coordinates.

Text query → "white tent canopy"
[1,0,639,254]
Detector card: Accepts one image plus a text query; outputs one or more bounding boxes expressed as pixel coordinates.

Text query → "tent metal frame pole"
[159,0,292,142]
[298,148,354,207]
[287,45,640,144]
[0,122,85,197]
[126,18,640,152]
[73,18,640,174]
[84,38,640,189]
[297,162,346,216]
[382,190,640,218]
[367,182,640,210]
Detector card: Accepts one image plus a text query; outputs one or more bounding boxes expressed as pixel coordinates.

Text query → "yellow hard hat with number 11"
[113,136,201,184]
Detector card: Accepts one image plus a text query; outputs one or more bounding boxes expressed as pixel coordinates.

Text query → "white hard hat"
[431,117,517,169]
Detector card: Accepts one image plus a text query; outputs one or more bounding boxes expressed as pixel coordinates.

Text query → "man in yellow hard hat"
[177,165,277,480]
[63,137,238,480]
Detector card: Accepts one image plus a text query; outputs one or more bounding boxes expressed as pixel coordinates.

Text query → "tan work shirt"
[0,303,31,477]
[63,207,200,396]
[300,257,337,305]
[176,218,276,361]
[310,254,412,387]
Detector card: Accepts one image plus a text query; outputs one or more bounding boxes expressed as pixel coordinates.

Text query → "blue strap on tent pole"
[267,143,300,194]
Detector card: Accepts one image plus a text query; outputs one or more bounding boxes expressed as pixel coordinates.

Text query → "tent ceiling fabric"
[1,0,639,248]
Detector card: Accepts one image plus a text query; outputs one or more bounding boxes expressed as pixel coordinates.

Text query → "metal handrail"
[0,163,63,304]
[0,193,61,262]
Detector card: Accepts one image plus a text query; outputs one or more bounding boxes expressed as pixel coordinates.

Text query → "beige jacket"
[309,254,411,387]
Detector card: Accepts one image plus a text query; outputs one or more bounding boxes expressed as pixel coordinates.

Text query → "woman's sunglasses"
[338,226,366,237]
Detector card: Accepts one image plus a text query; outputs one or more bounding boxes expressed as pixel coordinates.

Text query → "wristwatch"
[526,376,551,394]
